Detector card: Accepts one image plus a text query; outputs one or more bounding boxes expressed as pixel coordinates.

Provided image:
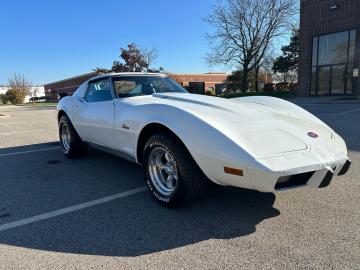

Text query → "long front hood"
[151,93,344,159]
[152,92,282,123]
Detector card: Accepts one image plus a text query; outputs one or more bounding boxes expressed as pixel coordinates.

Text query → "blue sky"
[0,0,296,85]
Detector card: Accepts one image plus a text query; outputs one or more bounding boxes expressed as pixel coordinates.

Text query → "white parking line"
[333,107,360,116]
[0,186,147,233]
[0,147,61,157]
[0,129,45,136]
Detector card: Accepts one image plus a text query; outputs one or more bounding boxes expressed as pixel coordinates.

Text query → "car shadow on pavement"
[0,143,280,257]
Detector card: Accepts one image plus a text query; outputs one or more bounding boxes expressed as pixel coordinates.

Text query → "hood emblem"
[307,131,319,138]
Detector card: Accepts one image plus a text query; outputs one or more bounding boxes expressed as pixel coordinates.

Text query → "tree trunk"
[241,68,249,93]
[283,73,287,84]
[255,67,260,92]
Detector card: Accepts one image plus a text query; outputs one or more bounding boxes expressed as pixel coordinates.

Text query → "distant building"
[0,86,9,94]
[0,86,45,102]
[170,73,227,91]
[299,0,360,97]
[44,72,228,99]
[44,72,97,100]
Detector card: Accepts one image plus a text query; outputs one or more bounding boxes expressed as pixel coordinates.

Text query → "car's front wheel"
[144,134,207,208]
[59,115,87,158]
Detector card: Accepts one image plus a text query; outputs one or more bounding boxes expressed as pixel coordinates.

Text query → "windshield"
[112,76,188,98]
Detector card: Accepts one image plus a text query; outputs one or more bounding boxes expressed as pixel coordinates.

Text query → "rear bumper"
[248,157,351,192]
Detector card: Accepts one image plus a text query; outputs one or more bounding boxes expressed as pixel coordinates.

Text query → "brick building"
[299,0,360,97]
[44,72,97,99]
[170,73,227,91]
[44,72,227,98]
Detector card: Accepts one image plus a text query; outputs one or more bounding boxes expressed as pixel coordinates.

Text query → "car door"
[75,77,116,149]
[112,77,153,158]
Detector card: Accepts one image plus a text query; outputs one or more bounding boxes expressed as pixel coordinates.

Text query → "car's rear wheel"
[59,115,87,158]
[144,134,207,208]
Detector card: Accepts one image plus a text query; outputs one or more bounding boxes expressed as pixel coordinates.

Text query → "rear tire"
[143,134,207,208]
[59,115,87,159]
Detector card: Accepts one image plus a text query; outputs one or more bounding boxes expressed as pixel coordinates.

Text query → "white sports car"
[57,73,351,207]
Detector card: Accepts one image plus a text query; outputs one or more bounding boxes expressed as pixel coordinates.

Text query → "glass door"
[317,65,347,95]
[331,64,346,95]
[317,66,331,95]
[311,30,356,96]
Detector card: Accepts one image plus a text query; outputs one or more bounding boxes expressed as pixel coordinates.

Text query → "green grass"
[220,91,298,99]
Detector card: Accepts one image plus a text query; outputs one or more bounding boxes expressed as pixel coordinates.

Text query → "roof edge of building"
[44,72,97,87]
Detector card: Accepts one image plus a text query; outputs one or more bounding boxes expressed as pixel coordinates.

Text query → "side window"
[84,79,113,102]
[114,79,154,97]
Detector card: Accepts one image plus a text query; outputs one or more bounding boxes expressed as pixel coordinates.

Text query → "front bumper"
[248,157,351,192]
[277,158,351,190]
[338,159,351,176]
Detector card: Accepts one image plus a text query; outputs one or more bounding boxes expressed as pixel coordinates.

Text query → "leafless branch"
[142,47,159,70]
[8,73,32,95]
[205,0,297,91]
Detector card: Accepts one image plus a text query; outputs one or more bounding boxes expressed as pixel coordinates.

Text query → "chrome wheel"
[148,146,178,196]
[60,123,71,152]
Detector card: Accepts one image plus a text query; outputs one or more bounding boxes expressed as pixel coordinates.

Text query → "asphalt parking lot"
[0,100,359,270]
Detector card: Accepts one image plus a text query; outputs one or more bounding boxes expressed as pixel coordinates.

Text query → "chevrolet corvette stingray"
[57,73,351,207]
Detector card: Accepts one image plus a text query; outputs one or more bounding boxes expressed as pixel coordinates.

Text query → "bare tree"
[254,48,275,91]
[142,47,159,71]
[205,0,297,92]
[8,73,32,94]
[8,73,32,104]
[7,73,32,104]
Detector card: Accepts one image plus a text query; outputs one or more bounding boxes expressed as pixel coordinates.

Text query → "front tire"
[144,134,207,208]
[59,115,87,159]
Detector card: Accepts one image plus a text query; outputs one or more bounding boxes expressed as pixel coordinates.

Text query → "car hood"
[149,93,344,158]
[151,92,326,126]
[149,93,346,158]
[152,92,276,123]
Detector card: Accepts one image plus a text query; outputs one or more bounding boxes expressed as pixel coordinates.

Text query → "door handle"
[121,124,130,130]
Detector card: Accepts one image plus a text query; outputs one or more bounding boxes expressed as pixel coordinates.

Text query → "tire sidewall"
[59,116,72,155]
[144,136,187,207]
[59,115,86,157]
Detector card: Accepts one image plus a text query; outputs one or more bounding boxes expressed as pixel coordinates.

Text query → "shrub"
[220,90,297,99]
[205,89,216,96]
[5,89,27,104]
[0,94,8,104]
[275,82,289,91]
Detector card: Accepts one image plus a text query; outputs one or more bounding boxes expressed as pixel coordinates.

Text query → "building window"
[311,30,356,95]
[318,31,348,65]
[311,37,318,67]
